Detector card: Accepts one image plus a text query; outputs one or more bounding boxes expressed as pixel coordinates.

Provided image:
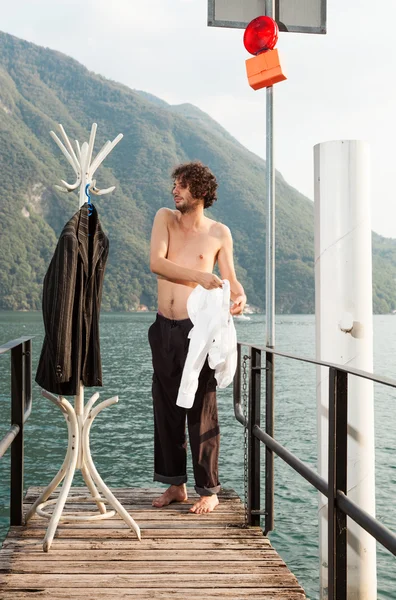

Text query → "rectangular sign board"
[208,0,326,34]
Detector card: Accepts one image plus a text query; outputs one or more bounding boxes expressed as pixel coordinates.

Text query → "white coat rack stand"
[25,123,141,551]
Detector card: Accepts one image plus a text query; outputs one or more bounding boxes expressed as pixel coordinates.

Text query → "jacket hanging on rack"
[36,203,109,395]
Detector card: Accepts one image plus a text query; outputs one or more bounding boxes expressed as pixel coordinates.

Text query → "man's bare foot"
[189,494,219,514]
[152,484,188,508]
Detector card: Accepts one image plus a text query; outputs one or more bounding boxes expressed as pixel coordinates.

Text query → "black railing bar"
[253,422,396,556]
[0,425,20,458]
[233,345,246,428]
[234,402,247,427]
[0,337,34,355]
[238,343,396,390]
[248,346,261,526]
[24,403,32,423]
[253,425,328,497]
[337,491,396,556]
[23,339,32,423]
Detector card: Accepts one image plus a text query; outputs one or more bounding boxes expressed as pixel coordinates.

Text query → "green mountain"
[0,31,395,313]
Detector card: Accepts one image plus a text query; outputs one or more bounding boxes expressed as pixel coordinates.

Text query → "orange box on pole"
[245,49,287,90]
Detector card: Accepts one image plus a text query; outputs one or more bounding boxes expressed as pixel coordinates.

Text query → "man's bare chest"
[167,230,219,269]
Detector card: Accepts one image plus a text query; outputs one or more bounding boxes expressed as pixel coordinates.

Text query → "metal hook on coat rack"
[85,183,93,216]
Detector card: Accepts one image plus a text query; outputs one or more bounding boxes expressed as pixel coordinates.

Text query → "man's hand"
[197,272,223,290]
[230,294,247,316]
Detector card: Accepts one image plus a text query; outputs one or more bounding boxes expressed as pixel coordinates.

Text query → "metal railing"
[234,342,396,600]
[0,337,33,526]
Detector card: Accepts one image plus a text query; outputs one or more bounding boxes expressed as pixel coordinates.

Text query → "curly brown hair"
[171,161,218,208]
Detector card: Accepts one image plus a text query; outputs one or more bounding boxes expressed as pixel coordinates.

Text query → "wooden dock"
[0,487,306,599]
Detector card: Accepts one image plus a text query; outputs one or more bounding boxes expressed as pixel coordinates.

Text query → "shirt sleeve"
[41,231,78,384]
[214,318,237,388]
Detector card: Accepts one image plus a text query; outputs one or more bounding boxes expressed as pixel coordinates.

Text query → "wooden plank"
[0,548,279,560]
[0,560,287,574]
[23,502,242,512]
[23,523,245,533]
[0,589,306,599]
[23,494,242,504]
[23,511,244,522]
[25,487,240,498]
[7,526,264,538]
[2,539,271,551]
[23,496,242,505]
[23,490,241,505]
[23,504,243,513]
[0,573,302,588]
[25,503,245,521]
[24,512,244,522]
[24,516,244,525]
[22,515,244,526]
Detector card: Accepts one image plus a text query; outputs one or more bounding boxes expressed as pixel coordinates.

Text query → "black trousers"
[148,313,220,496]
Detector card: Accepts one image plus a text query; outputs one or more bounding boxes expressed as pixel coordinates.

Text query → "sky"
[1,0,396,237]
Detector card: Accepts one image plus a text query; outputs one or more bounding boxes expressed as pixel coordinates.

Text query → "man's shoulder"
[155,207,177,221]
[208,219,231,239]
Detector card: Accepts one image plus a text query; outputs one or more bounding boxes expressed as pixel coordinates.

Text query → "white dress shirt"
[176,280,237,409]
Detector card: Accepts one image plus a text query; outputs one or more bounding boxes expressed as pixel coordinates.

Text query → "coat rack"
[25,123,141,551]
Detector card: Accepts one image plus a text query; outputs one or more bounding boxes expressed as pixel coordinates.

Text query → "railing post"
[10,343,25,526]
[264,351,274,534]
[328,367,348,600]
[248,347,261,526]
[233,344,241,416]
[23,339,32,422]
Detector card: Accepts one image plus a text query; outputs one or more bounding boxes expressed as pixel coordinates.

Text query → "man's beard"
[176,203,189,214]
[176,199,199,214]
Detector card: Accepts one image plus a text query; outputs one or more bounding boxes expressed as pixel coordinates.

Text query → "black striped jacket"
[35,203,109,395]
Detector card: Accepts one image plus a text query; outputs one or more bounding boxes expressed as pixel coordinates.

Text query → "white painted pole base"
[25,390,141,551]
[314,140,376,599]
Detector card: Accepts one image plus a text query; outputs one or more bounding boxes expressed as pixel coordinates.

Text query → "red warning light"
[243,16,279,56]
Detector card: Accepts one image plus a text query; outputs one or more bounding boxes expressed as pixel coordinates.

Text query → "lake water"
[0,311,395,599]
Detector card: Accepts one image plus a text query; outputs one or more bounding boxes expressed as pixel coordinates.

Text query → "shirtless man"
[149,161,246,514]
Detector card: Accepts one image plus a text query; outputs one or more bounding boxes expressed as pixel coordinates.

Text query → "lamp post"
[243,9,286,348]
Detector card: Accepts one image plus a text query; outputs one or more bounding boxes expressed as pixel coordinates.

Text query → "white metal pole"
[314,140,377,599]
[265,0,275,348]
